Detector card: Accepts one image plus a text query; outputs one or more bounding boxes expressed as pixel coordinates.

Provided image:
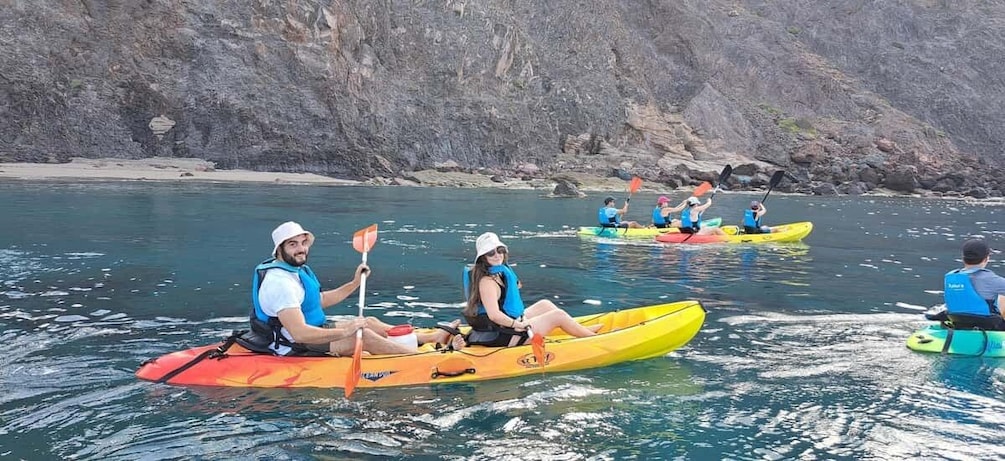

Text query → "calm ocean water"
[2,180,1004,460]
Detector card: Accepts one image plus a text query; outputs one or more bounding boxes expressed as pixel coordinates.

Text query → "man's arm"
[321,263,369,307]
[278,308,365,344]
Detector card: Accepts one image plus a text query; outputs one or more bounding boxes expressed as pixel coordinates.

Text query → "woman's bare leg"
[524,301,597,338]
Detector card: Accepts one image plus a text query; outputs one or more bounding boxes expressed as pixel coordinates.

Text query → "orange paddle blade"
[352,224,378,253]
[531,332,546,368]
[693,181,712,197]
[628,176,643,194]
[344,336,363,397]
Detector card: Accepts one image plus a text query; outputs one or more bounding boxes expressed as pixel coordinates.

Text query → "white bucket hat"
[271,221,315,256]
[475,232,507,262]
[687,196,700,206]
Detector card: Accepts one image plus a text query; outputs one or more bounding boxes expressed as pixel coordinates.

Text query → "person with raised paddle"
[934,238,1005,331]
[741,170,786,234]
[246,221,463,358]
[679,196,727,236]
[598,196,643,229]
[651,196,684,228]
[463,232,600,347]
[742,201,771,234]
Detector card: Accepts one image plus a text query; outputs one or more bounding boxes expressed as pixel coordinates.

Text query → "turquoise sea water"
[2,180,1004,460]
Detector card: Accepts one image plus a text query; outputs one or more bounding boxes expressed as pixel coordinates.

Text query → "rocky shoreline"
[2,157,1003,205]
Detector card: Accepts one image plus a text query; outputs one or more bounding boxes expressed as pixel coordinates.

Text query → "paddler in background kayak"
[742,200,772,234]
[652,195,685,228]
[598,196,643,229]
[934,238,1005,330]
[680,196,727,236]
[463,232,601,347]
[246,221,464,357]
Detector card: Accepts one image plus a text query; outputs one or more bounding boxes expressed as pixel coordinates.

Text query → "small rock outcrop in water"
[2,1,1004,196]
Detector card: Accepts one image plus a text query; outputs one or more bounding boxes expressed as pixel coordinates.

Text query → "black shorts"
[744,226,766,234]
[678,226,697,234]
[653,223,672,229]
[466,329,529,347]
[600,223,628,229]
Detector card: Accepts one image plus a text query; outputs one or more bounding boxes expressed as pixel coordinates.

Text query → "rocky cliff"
[2,1,1002,196]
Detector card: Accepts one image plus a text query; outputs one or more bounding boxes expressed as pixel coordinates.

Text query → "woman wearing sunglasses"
[462,232,600,347]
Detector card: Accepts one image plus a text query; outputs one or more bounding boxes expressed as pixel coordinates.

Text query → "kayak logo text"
[518,352,554,368]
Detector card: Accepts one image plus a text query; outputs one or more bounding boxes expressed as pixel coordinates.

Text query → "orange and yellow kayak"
[135,300,705,389]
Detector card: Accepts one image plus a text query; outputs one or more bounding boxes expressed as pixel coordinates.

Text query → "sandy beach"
[0,157,646,193]
[0,157,361,186]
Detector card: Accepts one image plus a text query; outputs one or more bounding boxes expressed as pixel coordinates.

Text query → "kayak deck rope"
[147,330,244,384]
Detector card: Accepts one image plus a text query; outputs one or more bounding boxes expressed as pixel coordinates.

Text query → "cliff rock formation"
[2,1,1003,196]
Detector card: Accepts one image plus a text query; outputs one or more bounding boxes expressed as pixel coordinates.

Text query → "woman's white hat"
[272,221,315,256]
[475,232,507,261]
[687,196,700,205]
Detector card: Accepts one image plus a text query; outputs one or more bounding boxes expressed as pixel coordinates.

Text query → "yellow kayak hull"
[655,221,813,244]
[135,301,706,388]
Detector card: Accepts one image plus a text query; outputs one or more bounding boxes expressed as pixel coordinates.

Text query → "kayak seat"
[235,330,279,355]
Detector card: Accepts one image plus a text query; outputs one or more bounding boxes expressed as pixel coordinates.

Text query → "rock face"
[1,1,1002,195]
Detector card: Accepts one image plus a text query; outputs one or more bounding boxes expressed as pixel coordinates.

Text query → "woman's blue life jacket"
[944,268,997,317]
[652,206,669,226]
[681,207,702,229]
[598,206,620,226]
[251,259,325,338]
[463,264,525,326]
[743,209,761,228]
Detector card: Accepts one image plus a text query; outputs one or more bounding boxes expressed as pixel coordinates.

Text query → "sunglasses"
[484,246,508,258]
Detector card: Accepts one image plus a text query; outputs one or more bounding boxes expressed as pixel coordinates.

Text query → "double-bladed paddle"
[344,224,378,398]
[760,170,786,205]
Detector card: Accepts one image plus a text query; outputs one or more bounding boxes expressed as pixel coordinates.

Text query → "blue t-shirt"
[970,269,1005,311]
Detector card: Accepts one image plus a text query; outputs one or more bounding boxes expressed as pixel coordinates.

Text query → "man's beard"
[279,247,308,266]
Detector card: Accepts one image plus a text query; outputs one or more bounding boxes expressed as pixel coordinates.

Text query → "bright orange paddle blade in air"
[628,176,643,194]
[344,335,363,397]
[693,181,712,197]
[352,224,378,254]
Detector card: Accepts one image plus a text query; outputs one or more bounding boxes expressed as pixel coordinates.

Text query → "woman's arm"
[478,277,518,328]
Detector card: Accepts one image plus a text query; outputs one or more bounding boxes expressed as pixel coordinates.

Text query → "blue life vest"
[743,209,761,228]
[944,268,996,317]
[598,206,620,226]
[252,259,325,326]
[681,208,702,229]
[652,207,668,226]
[463,264,524,319]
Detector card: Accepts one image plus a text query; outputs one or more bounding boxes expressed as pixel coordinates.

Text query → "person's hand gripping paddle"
[682,165,732,243]
[344,224,378,398]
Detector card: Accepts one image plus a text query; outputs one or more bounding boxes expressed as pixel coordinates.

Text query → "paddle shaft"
[759,171,786,205]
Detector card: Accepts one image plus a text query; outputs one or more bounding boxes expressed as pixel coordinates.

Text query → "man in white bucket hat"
[248,221,463,356]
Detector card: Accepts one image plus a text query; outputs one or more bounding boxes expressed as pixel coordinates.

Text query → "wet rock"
[965,187,990,199]
[811,182,839,195]
[840,181,867,196]
[552,179,586,197]
[884,165,918,193]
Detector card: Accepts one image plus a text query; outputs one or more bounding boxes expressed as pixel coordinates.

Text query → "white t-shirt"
[258,268,307,355]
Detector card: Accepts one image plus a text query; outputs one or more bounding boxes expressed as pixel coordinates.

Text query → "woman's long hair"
[464,254,507,317]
